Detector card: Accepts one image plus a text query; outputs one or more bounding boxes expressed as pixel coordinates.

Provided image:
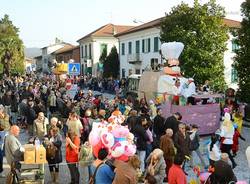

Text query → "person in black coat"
[210,158,237,184]
[25,100,37,136]
[153,108,165,148]
[164,112,182,137]
[134,116,149,173]
[44,126,62,183]
[174,123,190,174]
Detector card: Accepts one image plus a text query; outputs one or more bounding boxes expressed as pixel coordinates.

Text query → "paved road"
[1,124,250,183]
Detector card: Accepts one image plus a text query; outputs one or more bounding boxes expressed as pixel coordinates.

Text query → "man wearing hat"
[181,78,196,105]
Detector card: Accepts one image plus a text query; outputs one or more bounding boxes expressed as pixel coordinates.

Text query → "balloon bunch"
[88,110,136,161]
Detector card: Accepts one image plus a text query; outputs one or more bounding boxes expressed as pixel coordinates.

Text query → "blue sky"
[0,0,244,48]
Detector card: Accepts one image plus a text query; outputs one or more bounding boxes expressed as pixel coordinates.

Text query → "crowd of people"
[0,74,249,184]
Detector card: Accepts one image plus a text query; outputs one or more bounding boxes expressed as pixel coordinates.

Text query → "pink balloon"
[236,181,248,184]
[112,125,129,138]
[124,144,136,156]
[199,172,211,182]
[89,131,100,146]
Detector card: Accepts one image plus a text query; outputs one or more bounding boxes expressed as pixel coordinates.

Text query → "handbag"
[79,143,94,167]
[89,162,104,184]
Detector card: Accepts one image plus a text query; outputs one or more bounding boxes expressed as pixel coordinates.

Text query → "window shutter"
[142,39,145,53]
[148,38,151,52]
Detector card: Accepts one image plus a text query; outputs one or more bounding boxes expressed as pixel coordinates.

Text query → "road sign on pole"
[68,63,80,76]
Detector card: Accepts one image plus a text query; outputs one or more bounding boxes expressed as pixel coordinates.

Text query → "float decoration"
[89,110,136,161]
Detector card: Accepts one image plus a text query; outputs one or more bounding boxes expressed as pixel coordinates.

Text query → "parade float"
[128,42,222,135]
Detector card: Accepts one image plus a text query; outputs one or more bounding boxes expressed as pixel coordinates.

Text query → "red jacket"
[232,129,245,152]
[66,136,80,163]
[168,164,187,184]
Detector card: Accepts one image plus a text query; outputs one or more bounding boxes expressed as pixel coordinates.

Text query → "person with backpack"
[189,124,206,169]
[44,126,62,183]
[90,148,115,184]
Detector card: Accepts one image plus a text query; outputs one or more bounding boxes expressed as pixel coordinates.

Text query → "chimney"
[112,25,117,35]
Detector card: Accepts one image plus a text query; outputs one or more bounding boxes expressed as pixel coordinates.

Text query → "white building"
[116,17,241,90]
[77,24,133,76]
[116,18,162,78]
[40,38,71,73]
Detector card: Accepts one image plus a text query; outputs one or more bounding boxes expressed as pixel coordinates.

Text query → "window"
[121,43,125,55]
[122,68,126,78]
[151,58,159,71]
[85,45,87,57]
[81,45,84,58]
[147,38,151,52]
[128,42,132,54]
[142,38,150,53]
[89,43,92,59]
[136,40,140,53]
[135,69,140,74]
[154,37,159,52]
[100,43,107,55]
[128,69,133,76]
[231,67,238,83]
[232,39,239,52]
[142,40,145,53]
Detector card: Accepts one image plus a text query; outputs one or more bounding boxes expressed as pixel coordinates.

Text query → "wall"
[118,27,161,78]
[79,37,119,76]
[224,34,238,90]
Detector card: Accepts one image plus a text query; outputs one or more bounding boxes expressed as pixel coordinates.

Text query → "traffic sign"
[68,63,80,75]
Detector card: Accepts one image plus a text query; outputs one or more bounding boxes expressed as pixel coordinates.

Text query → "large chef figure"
[158,42,188,97]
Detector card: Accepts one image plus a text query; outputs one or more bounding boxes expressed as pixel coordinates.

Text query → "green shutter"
[122,43,125,55]
[142,39,145,53]
[154,37,159,52]
[136,40,140,53]
[148,38,151,52]
[89,43,91,58]
[128,42,132,54]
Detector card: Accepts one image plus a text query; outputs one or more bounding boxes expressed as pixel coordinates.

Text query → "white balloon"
[101,132,114,148]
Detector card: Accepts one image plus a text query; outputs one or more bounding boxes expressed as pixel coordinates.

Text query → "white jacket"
[208,143,221,161]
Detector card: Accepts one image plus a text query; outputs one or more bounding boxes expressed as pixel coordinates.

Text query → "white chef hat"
[161,42,184,60]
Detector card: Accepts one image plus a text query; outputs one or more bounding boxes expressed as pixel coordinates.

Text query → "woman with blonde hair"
[66,129,80,184]
[0,105,10,131]
[112,155,141,184]
[44,126,62,183]
[160,128,175,181]
[220,118,236,168]
[145,149,166,184]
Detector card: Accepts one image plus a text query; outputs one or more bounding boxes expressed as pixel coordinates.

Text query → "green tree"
[234,0,250,103]
[103,46,119,78]
[0,14,25,77]
[98,46,107,77]
[160,0,228,91]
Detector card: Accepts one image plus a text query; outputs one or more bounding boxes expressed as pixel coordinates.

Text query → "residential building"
[54,45,80,63]
[77,24,134,76]
[116,17,241,89]
[25,57,36,73]
[34,55,42,72]
[40,38,72,73]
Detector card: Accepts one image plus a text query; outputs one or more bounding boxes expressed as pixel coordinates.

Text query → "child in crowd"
[208,134,221,167]
[232,124,246,157]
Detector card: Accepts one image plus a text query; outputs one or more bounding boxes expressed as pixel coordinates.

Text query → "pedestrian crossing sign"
[68,63,80,75]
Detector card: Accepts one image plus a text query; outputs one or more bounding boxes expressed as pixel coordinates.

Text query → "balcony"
[127,53,142,64]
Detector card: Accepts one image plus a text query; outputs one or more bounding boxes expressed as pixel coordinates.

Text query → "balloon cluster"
[88,110,136,161]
